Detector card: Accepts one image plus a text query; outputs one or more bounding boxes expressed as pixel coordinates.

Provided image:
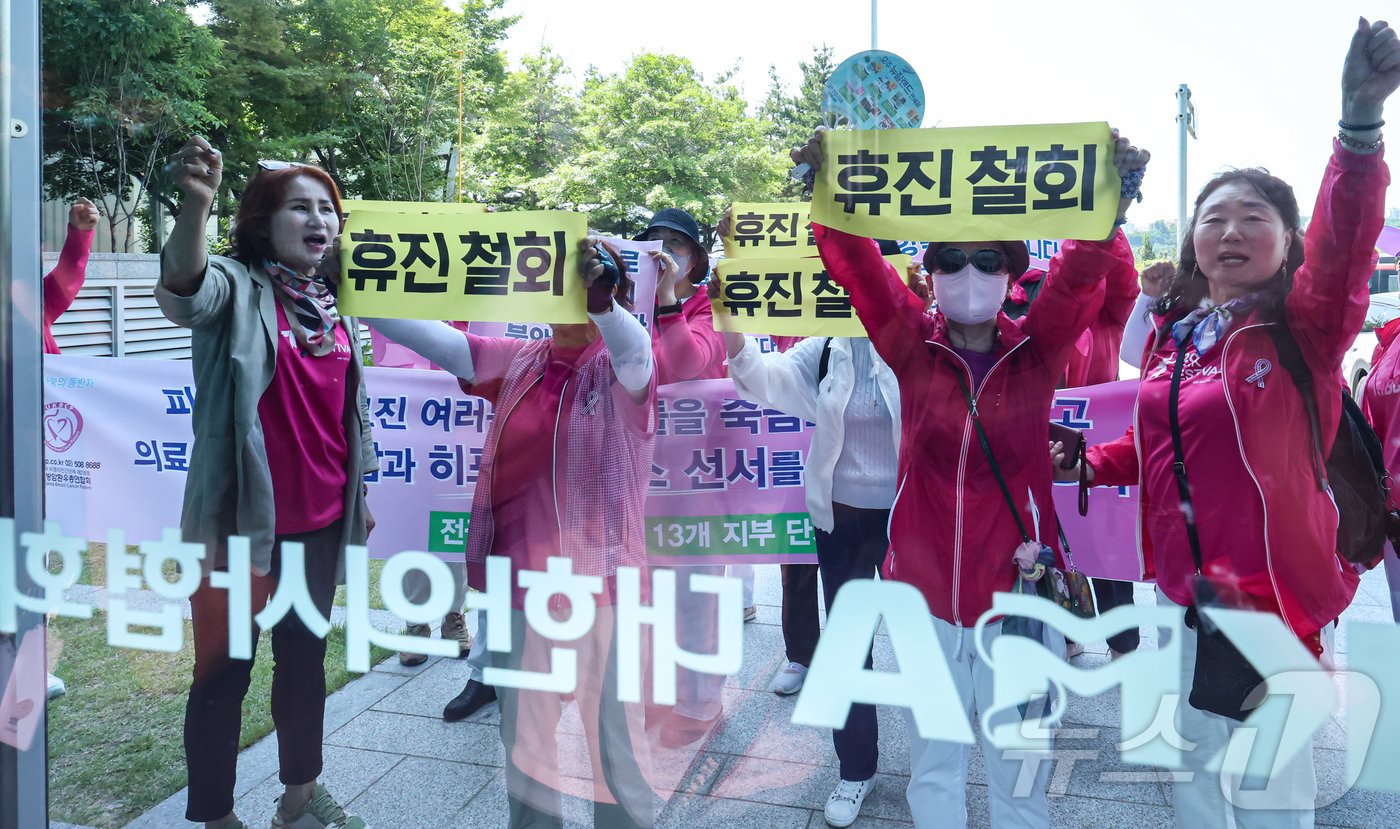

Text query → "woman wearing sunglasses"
[158,137,377,829]
[1060,19,1399,828]
[789,127,1146,829]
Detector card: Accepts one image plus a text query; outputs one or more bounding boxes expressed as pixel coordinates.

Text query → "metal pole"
[871,0,877,50]
[1176,84,1190,246]
[0,0,49,825]
[456,50,464,203]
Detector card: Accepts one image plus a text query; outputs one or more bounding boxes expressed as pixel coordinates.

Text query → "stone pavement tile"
[1047,793,1174,828]
[1348,578,1388,608]
[1314,746,1400,826]
[874,705,913,777]
[446,768,600,829]
[706,687,835,767]
[370,652,484,721]
[654,793,812,828]
[1335,603,1395,654]
[323,667,412,734]
[325,708,505,766]
[1050,726,1168,806]
[874,705,988,784]
[231,744,403,829]
[346,755,496,829]
[804,809,912,828]
[725,622,792,692]
[710,756,912,823]
[752,563,784,608]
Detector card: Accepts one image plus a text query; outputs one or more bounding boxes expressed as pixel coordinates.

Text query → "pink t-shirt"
[257,303,353,535]
[1138,340,1270,608]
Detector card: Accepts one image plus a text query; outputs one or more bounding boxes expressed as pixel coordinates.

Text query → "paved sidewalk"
[122,566,1400,828]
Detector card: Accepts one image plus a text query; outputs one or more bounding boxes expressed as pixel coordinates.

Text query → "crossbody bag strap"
[1264,323,1328,491]
[955,372,1033,544]
[1167,346,1206,575]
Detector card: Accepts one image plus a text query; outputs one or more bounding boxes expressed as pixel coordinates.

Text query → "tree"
[465,45,580,209]
[1140,228,1157,261]
[290,0,514,201]
[42,0,221,251]
[538,53,788,241]
[760,46,835,154]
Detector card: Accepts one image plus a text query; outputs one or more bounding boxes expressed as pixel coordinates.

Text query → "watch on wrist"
[657,301,684,316]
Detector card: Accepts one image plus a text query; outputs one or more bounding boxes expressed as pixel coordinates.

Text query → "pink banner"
[646,379,817,565]
[43,356,1143,578]
[1050,379,1144,580]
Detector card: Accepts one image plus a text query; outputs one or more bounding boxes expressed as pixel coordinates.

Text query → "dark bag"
[1167,347,1265,721]
[954,374,1096,620]
[1266,325,1400,566]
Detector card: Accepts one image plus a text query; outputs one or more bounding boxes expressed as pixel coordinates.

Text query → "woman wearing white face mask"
[790,126,1148,829]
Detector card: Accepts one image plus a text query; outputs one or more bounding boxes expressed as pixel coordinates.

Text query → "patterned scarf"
[1170,292,1266,356]
[264,261,340,357]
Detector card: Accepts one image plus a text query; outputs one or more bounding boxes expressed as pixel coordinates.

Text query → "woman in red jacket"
[1063,18,1399,829]
[790,127,1146,829]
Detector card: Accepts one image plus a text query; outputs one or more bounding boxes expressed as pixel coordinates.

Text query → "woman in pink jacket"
[41,198,99,355]
[370,238,658,829]
[1064,19,1399,829]
[790,127,1146,829]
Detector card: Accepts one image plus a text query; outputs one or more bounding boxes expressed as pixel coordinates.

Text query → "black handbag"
[1167,347,1266,721]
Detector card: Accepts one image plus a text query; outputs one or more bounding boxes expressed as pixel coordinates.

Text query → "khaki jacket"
[156,255,377,581]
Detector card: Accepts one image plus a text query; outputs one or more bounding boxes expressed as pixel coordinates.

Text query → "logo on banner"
[43,402,83,453]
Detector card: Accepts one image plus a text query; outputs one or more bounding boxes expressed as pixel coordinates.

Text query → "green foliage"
[465,45,580,208]
[535,53,787,242]
[42,0,222,251]
[291,0,513,201]
[759,44,835,199]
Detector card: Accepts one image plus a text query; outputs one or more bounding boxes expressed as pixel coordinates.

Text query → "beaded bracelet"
[1340,118,1385,132]
[1120,165,1146,202]
[1338,129,1383,151]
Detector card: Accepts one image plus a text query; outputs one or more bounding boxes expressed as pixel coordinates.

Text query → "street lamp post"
[1177,84,1197,246]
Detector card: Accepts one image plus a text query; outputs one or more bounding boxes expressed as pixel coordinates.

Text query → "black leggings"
[183,520,341,822]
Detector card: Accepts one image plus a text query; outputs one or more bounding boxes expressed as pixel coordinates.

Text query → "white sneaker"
[46,673,66,700]
[824,777,874,827]
[771,661,807,695]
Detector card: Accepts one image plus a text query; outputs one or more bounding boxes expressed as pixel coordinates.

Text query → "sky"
[496,0,1400,226]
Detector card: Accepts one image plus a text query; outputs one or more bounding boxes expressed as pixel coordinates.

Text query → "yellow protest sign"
[711,255,911,338]
[810,122,1121,242]
[338,210,589,323]
[340,199,488,219]
[722,203,816,258]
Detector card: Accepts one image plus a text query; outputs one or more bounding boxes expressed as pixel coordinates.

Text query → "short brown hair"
[229,166,344,265]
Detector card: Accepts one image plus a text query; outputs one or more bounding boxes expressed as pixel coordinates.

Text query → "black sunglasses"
[930,247,1007,275]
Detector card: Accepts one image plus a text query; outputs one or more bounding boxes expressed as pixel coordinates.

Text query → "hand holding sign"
[790,50,926,182]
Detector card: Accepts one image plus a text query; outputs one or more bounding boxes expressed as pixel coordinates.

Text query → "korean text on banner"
[338,209,589,323]
[810,122,1121,242]
[711,256,910,338]
[647,379,818,565]
[465,237,661,338]
[722,203,816,259]
[340,199,488,219]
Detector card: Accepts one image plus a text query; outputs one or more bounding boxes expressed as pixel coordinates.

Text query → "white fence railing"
[42,252,191,359]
